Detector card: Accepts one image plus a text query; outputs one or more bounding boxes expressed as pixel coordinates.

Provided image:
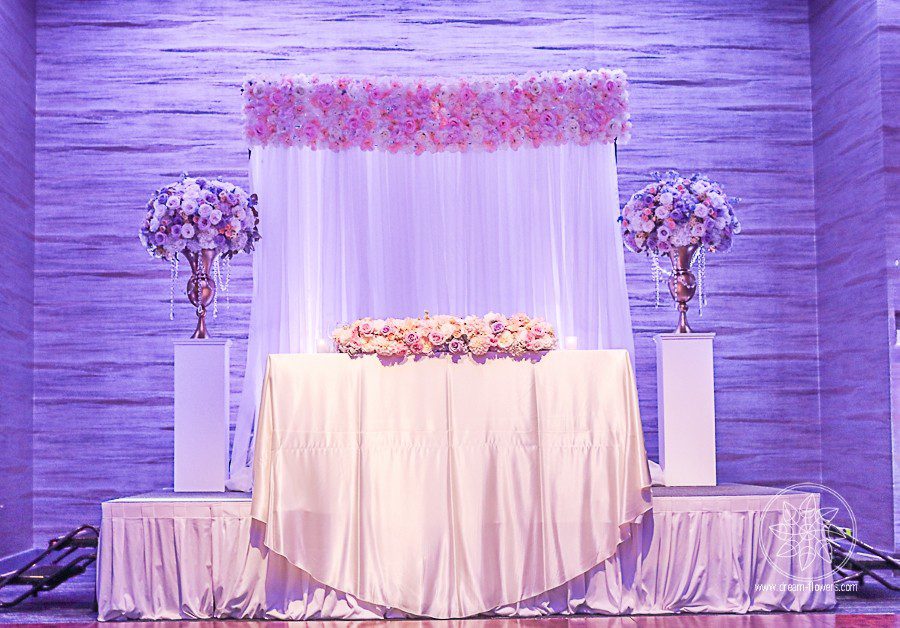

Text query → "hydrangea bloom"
[242,69,631,154]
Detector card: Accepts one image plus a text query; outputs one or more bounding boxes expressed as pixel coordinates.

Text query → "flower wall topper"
[242,69,631,154]
[333,313,557,357]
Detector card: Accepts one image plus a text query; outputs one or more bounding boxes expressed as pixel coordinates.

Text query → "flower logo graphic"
[769,494,838,570]
[760,483,856,582]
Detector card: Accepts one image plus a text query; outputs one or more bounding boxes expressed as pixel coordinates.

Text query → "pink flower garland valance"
[241,69,631,154]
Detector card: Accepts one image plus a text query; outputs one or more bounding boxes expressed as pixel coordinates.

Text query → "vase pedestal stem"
[667,245,699,334]
[184,249,218,339]
[676,304,691,334]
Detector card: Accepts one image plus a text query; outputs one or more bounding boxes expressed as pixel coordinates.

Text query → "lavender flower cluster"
[140,175,260,261]
[620,172,740,255]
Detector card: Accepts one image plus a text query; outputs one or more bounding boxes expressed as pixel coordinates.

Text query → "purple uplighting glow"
[0,0,896,621]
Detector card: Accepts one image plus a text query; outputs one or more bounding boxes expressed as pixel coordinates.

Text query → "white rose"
[707,192,726,209]
[659,192,673,206]
[335,328,353,344]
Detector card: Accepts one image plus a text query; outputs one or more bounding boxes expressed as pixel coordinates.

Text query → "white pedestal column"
[654,332,717,486]
[173,338,230,492]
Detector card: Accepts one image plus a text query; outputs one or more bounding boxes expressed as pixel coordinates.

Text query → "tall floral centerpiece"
[620,172,740,333]
[140,175,260,338]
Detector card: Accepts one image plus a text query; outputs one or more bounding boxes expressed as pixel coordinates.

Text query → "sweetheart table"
[251,349,652,618]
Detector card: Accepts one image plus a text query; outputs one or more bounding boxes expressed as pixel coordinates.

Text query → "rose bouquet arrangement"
[332,313,557,357]
[620,171,740,256]
[140,174,261,336]
[140,174,260,261]
[620,171,741,332]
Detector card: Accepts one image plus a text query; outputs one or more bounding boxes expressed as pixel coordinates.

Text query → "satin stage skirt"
[97,487,836,620]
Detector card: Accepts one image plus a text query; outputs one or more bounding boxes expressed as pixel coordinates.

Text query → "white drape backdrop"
[228,142,634,490]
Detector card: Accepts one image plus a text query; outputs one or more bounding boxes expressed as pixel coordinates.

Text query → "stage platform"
[96,484,836,621]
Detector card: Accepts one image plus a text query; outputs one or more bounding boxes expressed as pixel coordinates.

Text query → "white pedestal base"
[174,338,230,492]
[654,332,717,486]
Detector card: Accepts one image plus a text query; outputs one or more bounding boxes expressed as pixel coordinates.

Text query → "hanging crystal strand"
[651,253,662,307]
[696,247,707,316]
[223,256,231,310]
[169,257,176,320]
[212,256,221,319]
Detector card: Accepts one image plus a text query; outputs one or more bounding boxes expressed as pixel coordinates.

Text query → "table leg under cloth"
[96,489,835,620]
[250,350,653,617]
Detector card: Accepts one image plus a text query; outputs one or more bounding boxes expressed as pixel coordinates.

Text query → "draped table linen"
[250,350,652,618]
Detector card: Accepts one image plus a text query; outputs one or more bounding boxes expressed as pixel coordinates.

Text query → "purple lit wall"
[879,0,900,550]
[880,0,898,550]
[31,0,878,543]
[32,0,820,540]
[810,0,898,549]
[0,0,35,557]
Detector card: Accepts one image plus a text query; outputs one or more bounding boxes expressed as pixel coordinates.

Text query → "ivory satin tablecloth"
[250,350,652,618]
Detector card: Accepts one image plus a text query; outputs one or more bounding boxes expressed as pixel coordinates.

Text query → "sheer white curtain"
[228,141,633,490]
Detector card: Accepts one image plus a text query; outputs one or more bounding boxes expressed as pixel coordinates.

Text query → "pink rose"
[447,339,465,354]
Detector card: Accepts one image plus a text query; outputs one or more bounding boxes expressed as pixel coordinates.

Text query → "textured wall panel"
[34,0,820,540]
[0,0,35,557]
[876,0,900,550]
[810,0,895,548]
